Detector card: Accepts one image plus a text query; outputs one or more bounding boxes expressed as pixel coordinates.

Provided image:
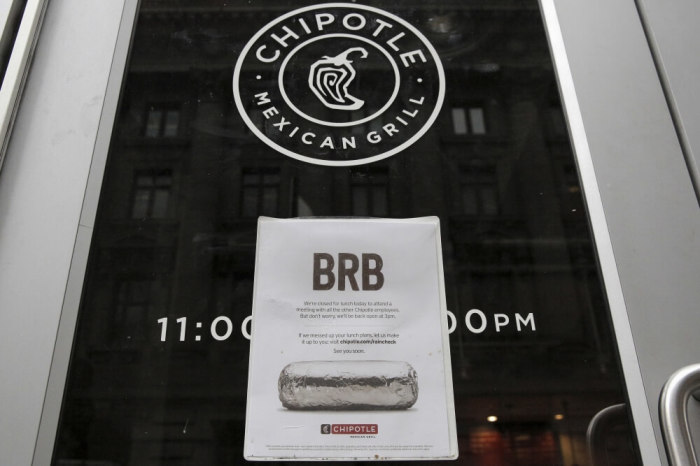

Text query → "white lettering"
[272,116,291,131]
[298,18,312,34]
[400,49,427,67]
[320,136,334,149]
[254,92,271,106]
[302,132,316,144]
[516,313,536,331]
[367,131,381,144]
[494,314,509,332]
[341,136,356,149]
[372,18,393,37]
[241,315,252,340]
[446,310,456,334]
[255,45,279,63]
[271,25,299,47]
[316,13,335,30]
[386,32,405,51]
[262,107,279,119]
[343,13,366,31]
[465,309,487,334]
[383,123,399,136]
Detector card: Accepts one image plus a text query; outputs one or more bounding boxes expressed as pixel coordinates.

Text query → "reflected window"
[351,168,389,217]
[241,168,280,217]
[145,104,181,138]
[452,106,487,135]
[112,280,152,345]
[131,169,172,219]
[460,162,498,215]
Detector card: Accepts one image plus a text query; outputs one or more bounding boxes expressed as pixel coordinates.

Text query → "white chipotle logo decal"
[233,3,445,166]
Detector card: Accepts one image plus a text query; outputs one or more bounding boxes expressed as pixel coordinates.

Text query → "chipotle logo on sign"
[233,3,445,167]
[321,424,379,434]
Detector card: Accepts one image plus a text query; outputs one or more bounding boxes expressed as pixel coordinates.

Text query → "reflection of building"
[54,2,635,465]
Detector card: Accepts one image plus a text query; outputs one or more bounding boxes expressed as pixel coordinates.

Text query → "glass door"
[45,2,643,464]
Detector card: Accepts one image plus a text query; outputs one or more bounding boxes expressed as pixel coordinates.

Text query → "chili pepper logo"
[309,47,369,111]
[233,3,445,167]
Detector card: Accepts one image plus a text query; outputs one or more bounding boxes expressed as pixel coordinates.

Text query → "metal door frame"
[548,1,700,464]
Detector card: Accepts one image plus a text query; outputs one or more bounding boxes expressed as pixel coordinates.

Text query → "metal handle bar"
[660,363,700,466]
[587,403,627,466]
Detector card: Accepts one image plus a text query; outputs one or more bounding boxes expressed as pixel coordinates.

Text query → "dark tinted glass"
[53,1,640,464]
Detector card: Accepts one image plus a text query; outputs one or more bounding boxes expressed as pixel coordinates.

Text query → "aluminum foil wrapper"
[278,360,418,410]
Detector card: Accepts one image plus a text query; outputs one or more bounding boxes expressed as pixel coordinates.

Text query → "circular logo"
[233,3,445,167]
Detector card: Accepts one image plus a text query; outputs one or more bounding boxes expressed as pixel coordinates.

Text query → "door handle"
[587,403,627,466]
[660,363,700,466]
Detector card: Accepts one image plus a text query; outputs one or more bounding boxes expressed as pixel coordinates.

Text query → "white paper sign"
[244,217,457,461]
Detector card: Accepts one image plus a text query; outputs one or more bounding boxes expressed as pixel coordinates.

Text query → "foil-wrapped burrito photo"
[278,360,418,410]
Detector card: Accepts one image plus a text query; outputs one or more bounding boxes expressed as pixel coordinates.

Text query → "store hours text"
[157,316,238,342]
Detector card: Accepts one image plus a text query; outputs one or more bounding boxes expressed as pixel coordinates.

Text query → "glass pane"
[145,108,161,137]
[53,2,640,465]
[469,107,486,134]
[151,189,169,218]
[481,187,498,215]
[128,281,150,301]
[242,172,257,186]
[372,186,388,216]
[130,189,150,218]
[461,187,477,215]
[163,110,180,137]
[135,174,153,187]
[262,172,280,185]
[261,186,278,216]
[154,173,171,187]
[452,107,468,135]
[241,186,258,217]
